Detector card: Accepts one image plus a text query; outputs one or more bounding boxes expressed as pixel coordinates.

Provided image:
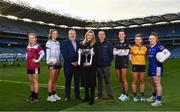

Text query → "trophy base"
[83,63,91,66]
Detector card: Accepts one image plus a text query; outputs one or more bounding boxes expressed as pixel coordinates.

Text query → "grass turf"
[0,58,180,111]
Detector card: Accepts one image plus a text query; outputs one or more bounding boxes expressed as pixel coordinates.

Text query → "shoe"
[140,96,145,102]
[151,100,162,106]
[133,96,139,102]
[30,98,39,103]
[82,98,89,102]
[121,95,130,102]
[88,101,94,105]
[53,94,61,100]
[95,96,102,101]
[146,96,156,102]
[64,97,70,102]
[108,96,114,103]
[118,94,124,100]
[26,96,33,102]
[47,95,56,102]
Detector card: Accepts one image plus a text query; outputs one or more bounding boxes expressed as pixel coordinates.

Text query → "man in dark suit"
[61,29,80,101]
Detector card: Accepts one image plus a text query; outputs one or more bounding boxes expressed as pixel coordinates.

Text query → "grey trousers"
[97,66,113,97]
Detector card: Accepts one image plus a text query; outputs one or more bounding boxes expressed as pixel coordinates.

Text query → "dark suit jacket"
[61,39,80,68]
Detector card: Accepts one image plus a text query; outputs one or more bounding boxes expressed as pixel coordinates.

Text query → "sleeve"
[61,41,69,61]
[159,45,165,51]
[108,42,113,62]
[46,41,51,63]
[37,46,45,62]
[130,46,133,54]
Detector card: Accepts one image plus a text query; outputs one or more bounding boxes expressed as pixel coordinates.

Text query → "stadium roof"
[1,0,180,29]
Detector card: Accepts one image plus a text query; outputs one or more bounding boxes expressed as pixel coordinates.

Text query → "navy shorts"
[115,63,128,69]
[132,65,146,72]
[148,66,163,77]
[48,65,61,70]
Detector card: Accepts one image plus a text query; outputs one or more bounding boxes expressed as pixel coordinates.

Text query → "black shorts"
[48,65,61,70]
[132,65,146,72]
[27,68,40,74]
[115,62,128,69]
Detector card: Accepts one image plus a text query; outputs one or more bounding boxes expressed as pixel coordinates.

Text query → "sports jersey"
[148,44,165,76]
[46,40,61,66]
[130,45,147,65]
[114,41,130,69]
[26,43,43,70]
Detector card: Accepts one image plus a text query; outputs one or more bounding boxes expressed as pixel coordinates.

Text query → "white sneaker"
[133,97,139,102]
[151,100,162,106]
[118,94,124,100]
[140,96,145,102]
[146,96,156,102]
[121,95,130,102]
[53,94,61,100]
[47,95,56,102]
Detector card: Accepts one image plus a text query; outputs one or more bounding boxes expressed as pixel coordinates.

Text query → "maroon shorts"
[27,68,40,75]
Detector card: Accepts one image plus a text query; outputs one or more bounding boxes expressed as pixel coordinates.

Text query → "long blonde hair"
[48,29,58,40]
[81,30,96,46]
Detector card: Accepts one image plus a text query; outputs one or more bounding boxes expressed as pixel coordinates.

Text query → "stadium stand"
[0,0,180,60]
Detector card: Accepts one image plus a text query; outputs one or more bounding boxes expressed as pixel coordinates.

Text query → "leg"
[97,67,104,98]
[152,76,162,101]
[28,75,34,97]
[104,67,113,98]
[131,72,138,97]
[116,69,124,93]
[73,67,80,98]
[121,68,128,94]
[48,69,56,96]
[32,74,39,99]
[64,68,73,98]
[150,76,157,97]
[139,72,145,96]
[89,87,95,105]
[84,87,89,101]
[52,69,60,94]
[28,75,34,92]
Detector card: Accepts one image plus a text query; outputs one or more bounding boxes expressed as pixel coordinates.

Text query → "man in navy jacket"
[95,31,114,102]
[61,29,80,101]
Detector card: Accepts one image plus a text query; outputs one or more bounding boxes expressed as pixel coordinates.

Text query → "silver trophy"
[78,48,94,66]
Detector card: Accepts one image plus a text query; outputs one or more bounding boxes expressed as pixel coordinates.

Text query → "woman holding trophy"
[78,30,96,105]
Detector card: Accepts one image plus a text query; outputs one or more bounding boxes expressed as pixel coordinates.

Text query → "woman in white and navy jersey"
[113,30,130,102]
[46,29,61,102]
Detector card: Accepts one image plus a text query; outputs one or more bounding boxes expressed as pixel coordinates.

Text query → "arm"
[46,42,51,64]
[33,50,45,63]
[61,41,69,61]
[109,42,113,62]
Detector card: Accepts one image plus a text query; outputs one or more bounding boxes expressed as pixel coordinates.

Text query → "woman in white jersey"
[46,29,61,102]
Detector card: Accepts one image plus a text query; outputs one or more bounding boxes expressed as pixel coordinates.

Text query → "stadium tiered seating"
[171,47,180,58]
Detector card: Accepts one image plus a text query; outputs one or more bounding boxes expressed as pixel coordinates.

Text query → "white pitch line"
[0,80,82,89]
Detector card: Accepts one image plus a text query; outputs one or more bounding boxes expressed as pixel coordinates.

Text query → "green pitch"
[0,59,180,111]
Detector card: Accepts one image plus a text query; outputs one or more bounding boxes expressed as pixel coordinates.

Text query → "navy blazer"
[61,39,80,68]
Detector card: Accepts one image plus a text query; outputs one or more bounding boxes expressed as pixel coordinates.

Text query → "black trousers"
[64,66,80,98]
[84,87,95,103]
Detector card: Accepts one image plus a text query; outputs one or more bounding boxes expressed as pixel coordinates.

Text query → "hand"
[113,48,117,51]
[71,62,78,66]
[78,49,82,54]
[32,59,39,63]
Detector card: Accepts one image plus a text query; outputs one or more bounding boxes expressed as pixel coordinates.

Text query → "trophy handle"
[89,48,94,65]
[78,49,82,65]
